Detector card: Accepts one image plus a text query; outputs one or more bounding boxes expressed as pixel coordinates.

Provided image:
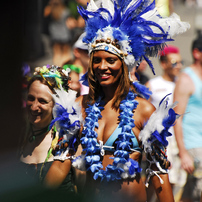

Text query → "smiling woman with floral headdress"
[44,0,190,201]
[19,65,82,195]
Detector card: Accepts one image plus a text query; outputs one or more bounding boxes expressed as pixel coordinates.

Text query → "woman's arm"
[44,127,84,189]
[135,97,155,129]
[138,95,177,201]
[43,91,85,189]
[44,159,72,189]
[173,73,195,174]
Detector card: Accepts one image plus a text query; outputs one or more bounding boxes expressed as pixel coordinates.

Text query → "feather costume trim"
[139,94,179,186]
[132,81,152,100]
[78,0,190,73]
[50,86,83,161]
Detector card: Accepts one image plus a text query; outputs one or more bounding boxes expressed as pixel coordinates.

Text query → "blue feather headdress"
[78,0,190,74]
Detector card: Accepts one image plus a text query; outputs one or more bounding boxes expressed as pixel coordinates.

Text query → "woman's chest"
[94,107,142,146]
[95,108,120,144]
[21,133,53,164]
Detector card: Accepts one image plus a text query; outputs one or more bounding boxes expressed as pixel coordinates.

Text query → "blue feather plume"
[78,0,180,74]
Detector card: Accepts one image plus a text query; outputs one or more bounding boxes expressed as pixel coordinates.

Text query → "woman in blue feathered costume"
[44,0,190,201]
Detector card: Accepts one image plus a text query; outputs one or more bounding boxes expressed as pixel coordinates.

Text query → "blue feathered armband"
[139,94,179,187]
[50,88,83,161]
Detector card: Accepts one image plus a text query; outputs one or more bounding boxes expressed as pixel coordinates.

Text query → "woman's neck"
[32,125,48,132]
[102,85,118,102]
[29,124,50,142]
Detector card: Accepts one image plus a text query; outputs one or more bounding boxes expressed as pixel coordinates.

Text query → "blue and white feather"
[50,86,83,160]
[51,87,83,138]
[78,0,190,73]
[139,94,179,186]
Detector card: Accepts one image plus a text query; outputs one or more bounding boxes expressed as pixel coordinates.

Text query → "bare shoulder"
[136,96,155,113]
[175,71,194,95]
[135,96,156,123]
[76,95,83,104]
[76,95,88,106]
[177,71,193,86]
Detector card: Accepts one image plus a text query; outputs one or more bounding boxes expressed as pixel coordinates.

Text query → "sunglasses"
[171,60,184,68]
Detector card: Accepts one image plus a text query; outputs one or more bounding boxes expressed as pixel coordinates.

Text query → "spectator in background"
[63,32,90,95]
[156,0,174,17]
[146,45,183,108]
[130,60,149,85]
[62,0,89,43]
[63,64,81,97]
[173,37,202,202]
[72,33,89,76]
[44,0,77,66]
[19,65,76,195]
[72,0,90,39]
[145,45,187,200]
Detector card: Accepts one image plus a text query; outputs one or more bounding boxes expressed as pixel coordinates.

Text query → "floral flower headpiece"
[78,0,190,73]
[33,65,70,91]
[62,64,82,74]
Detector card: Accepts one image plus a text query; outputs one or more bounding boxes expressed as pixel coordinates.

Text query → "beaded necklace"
[29,124,50,142]
[80,90,142,182]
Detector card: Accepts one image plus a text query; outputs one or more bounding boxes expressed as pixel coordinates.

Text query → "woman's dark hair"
[192,37,202,52]
[159,55,168,63]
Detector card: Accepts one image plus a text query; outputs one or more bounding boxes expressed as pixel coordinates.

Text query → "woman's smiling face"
[26,80,54,130]
[92,51,123,88]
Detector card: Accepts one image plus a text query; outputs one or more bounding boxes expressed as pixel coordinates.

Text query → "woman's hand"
[180,150,194,174]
